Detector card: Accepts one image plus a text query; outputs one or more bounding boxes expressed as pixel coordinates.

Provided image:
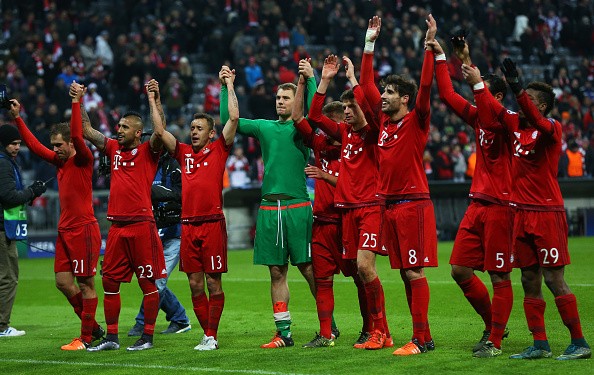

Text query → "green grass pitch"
[1,238,592,374]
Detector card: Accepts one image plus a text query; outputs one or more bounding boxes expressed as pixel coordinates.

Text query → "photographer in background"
[127,152,191,336]
[0,121,47,337]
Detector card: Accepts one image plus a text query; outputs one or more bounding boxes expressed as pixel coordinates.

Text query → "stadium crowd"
[0,0,593,187]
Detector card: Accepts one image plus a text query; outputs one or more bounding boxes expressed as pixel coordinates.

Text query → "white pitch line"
[20,276,594,287]
[0,359,323,375]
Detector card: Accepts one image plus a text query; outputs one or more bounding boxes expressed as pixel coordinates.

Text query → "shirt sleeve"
[359,52,382,117]
[293,118,316,148]
[414,49,434,124]
[473,86,515,133]
[435,59,478,125]
[70,101,94,166]
[308,92,342,140]
[516,91,558,138]
[15,117,58,165]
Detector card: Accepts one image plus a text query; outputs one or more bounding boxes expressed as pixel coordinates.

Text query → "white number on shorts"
[137,265,154,278]
[408,249,418,265]
[540,248,559,265]
[73,259,84,273]
[362,233,377,248]
[211,256,223,270]
[495,253,505,269]
[15,223,27,237]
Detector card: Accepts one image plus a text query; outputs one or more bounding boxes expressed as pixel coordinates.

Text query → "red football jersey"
[476,90,564,210]
[294,118,341,222]
[436,60,513,204]
[104,138,160,221]
[16,103,96,229]
[173,136,231,222]
[308,93,380,208]
[358,50,434,200]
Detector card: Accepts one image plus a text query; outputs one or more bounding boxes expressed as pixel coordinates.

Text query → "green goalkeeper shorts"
[253,198,313,266]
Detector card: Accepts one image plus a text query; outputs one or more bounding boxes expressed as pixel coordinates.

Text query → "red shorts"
[54,221,101,276]
[180,219,228,274]
[382,199,438,269]
[102,221,166,283]
[341,205,385,260]
[513,209,570,268]
[312,220,357,279]
[450,201,514,272]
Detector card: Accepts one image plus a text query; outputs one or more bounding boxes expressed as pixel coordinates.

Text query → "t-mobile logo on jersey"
[378,128,398,147]
[112,153,135,170]
[479,129,493,147]
[184,154,209,173]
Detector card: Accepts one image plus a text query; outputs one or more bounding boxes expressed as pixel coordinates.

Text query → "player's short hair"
[322,101,344,116]
[339,89,355,102]
[380,74,418,107]
[121,111,144,130]
[192,112,215,131]
[277,83,297,95]
[49,122,71,142]
[527,82,555,116]
[482,73,507,99]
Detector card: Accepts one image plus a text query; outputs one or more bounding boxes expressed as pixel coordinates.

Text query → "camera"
[154,201,181,228]
[0,84,12,109]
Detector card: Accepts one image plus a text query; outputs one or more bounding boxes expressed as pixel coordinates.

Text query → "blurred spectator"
[451,144,467,182]
[204,78,221,115]
[245,56,264,90]
[563,140,586,178]
[83,83,103,112]
[434,144,454,180]
[584,138,594,177]
[227,146,251,188]
[162,72,186,122]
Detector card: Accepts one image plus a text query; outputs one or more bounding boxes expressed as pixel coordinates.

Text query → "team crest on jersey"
[531,130,538,139]
[203,147,211,154]
[514,132,521,138]
[132,148,138,155]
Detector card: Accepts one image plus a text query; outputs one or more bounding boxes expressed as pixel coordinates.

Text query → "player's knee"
[189,276,205,294]
[543,269,570,296]
[206,274,222,294]
[451,265,473,283]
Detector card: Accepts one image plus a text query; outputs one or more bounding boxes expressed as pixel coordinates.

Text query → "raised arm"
[69,83,94,165]
[292,69,308,124]
[10,99,57,164]
[221,68,238,146]
[219,65,260,136]
[359,16,382,112]
[415,14,436,122]
[463,64,510,132]
[501,57,556,136]
[76,83,106,151]
[146,79,164,152]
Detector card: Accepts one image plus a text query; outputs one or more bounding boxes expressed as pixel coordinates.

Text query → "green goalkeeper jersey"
[220,77,317,200]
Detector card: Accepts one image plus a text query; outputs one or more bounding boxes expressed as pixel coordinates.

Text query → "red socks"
[458,275,492,331]
[192,293,210,333]
[102,278,121,336]
[138,278,159,336]
[489,280,513,348]
[410,277,430,346]
[315,279,334,339]
[206,292,225,339]
[555,293,584,340]
[363,277,385,333]
[81,297,98,343]
[524,297,548,341]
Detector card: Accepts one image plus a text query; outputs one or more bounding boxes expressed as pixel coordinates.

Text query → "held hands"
[69,82,85,102]
[451,29,470,64]
[425,14,437,43]
[461,64,482,86]
[321,55,340,80]
[298,58,314,79]
[8,99,20,119]
[500,58,523,95]
[219,65,233,85]
[28,180,47,198]
[425,39,444,55]
[221,67,236,86]
[145,79,160,101]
